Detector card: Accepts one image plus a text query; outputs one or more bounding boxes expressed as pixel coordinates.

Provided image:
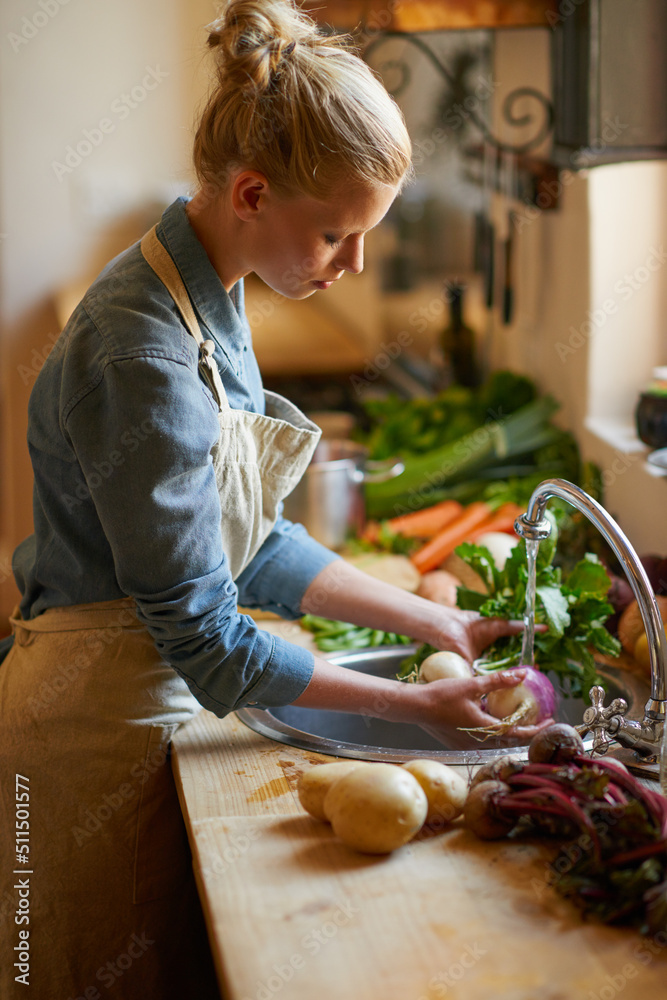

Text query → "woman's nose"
[335,235,364,274]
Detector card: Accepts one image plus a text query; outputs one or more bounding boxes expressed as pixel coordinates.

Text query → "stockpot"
[283,439,404,549]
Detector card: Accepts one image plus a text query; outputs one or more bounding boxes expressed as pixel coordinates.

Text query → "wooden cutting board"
[173,707,667,1000]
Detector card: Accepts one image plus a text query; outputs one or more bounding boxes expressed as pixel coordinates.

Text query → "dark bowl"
[636,392,667,448]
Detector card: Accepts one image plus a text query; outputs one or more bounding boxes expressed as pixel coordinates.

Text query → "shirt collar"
[157,196,249,376]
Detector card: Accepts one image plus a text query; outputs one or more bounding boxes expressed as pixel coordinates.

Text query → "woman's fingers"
[431,609,548,663]
[494,717,556,745]
[473,669,526,695]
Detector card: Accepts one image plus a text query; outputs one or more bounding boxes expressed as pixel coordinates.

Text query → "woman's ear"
[231,171,270,221]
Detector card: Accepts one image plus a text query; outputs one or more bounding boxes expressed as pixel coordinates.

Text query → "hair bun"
[193,0,412,199]
[205,1,312,94]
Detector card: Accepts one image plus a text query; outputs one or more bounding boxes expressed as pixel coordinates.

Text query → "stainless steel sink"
[236,646,648,765]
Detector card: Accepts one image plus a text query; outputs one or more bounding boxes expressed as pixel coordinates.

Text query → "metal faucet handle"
[581,685,628,755]
[590,728,615,756]
[605,697,629,717]
[584,685,628,724]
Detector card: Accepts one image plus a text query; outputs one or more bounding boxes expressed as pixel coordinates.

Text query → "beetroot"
[528,723,584,764]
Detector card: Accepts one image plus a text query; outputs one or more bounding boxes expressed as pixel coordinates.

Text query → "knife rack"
[464,144,562,210]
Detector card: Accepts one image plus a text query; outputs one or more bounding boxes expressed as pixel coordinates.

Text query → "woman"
[0,2,546,997]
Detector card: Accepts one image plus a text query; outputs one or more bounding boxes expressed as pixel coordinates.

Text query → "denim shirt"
[4,197,339,714]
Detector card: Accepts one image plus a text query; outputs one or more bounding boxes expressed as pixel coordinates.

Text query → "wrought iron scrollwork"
[362,31,554,155]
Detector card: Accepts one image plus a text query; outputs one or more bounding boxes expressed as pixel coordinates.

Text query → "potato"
[416,570,461,607]
[324,763,428,854]
[344,553,421,593]
[297,761,366,822]
[401,759,468,825]
[442,553,486,593]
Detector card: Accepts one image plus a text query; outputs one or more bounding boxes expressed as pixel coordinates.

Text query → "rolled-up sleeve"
[64,354,321,715]
[236,517,340,618]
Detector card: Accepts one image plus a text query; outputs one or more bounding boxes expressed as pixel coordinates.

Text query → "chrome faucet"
[514,478,667,784]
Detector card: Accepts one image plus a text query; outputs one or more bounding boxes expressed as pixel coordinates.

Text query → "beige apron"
[0,228,321,999]
[140,225,321,580]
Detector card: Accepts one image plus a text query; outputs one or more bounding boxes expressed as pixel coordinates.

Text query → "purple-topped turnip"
[460,665,557,739]
[485,665,557,727]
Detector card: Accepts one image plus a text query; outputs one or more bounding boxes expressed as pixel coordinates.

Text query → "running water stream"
[520,538,539,666]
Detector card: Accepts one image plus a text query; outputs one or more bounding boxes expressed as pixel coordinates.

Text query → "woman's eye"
[325,235,343,249]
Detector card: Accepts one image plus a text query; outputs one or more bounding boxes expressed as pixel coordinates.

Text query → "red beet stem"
[580,756,667,833]
[607,839,667,866]
[502,786,601,856]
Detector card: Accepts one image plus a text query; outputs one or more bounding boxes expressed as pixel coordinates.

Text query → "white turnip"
[485,665,556,729]
[419,651,473,683]
[474,531,518,571]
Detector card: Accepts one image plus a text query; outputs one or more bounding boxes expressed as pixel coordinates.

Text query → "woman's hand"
[298,558,552,742]
[414,669,555,749]
[426,606,528,663]
[294,658,554,749]
[300,559,543,664]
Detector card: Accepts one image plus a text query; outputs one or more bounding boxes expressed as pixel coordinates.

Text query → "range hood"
[552,0,667,166]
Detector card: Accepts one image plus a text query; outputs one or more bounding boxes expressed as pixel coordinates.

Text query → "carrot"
[410,501,494,574]
[386,499,463,539]
[360,520,381,545]
[467,502,523,542]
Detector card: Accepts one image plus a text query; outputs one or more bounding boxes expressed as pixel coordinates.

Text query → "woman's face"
[248,179,399,300]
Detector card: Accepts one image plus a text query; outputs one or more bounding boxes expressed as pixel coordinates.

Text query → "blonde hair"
[193,0,412,199]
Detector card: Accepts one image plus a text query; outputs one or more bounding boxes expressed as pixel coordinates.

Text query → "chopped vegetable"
[410,501,493,574]
[300,615,411,653]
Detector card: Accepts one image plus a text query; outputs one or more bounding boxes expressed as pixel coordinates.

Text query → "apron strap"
[140,226,227,410]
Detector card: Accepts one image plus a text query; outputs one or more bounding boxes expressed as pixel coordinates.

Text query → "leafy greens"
[453,528,621,700]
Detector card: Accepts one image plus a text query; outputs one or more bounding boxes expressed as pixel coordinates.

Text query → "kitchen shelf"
[300,0,559,32]
[584,416,648,456]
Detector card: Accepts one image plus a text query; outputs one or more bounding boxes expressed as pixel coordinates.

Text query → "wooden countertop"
[172,624,667,1000]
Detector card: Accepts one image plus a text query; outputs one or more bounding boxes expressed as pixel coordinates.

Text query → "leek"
[364,396,561,519]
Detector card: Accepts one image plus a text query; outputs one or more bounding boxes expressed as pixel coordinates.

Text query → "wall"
[0,0,216,626]
[491,30,667,555]
[381,26,667,555]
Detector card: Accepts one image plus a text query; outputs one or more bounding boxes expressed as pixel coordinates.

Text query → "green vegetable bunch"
[300,615,411,653]
[354,371,538,461]
[454,526,620,700]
